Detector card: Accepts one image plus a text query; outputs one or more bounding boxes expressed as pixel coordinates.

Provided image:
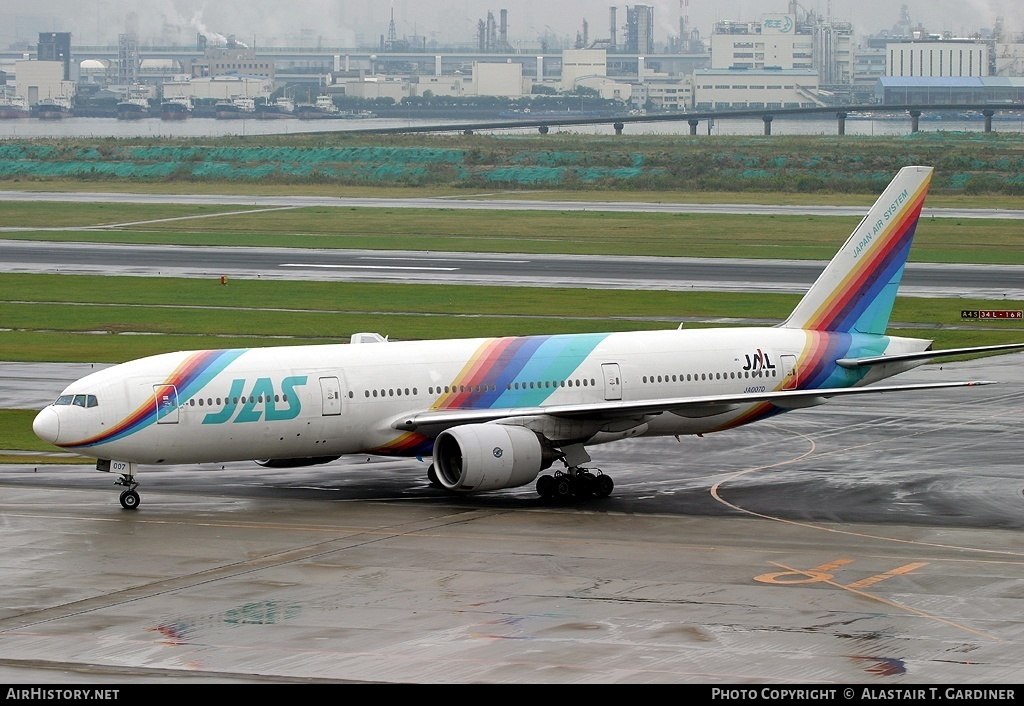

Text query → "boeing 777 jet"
[33,166,1023,509]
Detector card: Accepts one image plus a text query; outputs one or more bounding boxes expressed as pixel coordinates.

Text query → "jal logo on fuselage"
[202,376,307,424]
[742,349,776,372]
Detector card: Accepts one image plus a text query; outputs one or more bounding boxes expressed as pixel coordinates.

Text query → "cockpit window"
[53,394,98,407]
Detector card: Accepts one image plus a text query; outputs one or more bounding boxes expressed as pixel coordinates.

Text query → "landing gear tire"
[119,489,140,510]
[594,474,614,498]
[427,463,442,488]
[573,471,595,498]
[536,474,555,498]
[554,477,573,500]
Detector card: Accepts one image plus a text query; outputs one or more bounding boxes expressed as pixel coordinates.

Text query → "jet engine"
[255,456,341,468]
[432,424,557,492]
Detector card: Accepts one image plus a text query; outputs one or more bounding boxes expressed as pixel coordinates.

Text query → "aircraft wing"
[392,379,996,433]
[836,342,1024,369]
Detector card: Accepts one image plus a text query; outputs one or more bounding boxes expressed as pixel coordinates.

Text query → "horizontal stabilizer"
[836,342,1024,369]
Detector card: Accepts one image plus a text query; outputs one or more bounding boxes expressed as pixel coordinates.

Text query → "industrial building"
[1,4,1022,115]
[874,76,1024,105]
[36,32,72,81]
[561,49,608,92]
[187,40,276,82]
[885,41,989,78]
[11,59,75,106]
[708,8,853,89]
[693,67,820,110]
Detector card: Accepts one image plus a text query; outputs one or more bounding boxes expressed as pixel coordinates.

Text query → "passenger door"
[154,385,179,424]
[601,363,622,401]
[320,376,342,416]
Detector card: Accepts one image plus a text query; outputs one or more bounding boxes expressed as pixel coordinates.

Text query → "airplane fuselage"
[35,326,928,466]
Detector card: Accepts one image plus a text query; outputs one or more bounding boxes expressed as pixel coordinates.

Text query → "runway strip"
[1,190,1023,219]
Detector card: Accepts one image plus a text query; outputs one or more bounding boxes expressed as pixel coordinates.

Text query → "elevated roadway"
[339,104,1020,136]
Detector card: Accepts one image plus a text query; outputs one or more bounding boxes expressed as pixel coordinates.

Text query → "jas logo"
[203,376,307,424]
[742,349,776,372]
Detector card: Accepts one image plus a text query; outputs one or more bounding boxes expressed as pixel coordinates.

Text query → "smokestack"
[610,7,617,50]
[500,9,508,47]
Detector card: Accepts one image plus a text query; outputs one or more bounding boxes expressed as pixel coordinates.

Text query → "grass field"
[1,273,1021,363]
[1,201,1022,264]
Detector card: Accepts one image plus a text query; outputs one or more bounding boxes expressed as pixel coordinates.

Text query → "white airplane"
[33,165,1023,509]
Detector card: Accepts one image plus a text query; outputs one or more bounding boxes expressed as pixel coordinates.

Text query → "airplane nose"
[33,407,60,445]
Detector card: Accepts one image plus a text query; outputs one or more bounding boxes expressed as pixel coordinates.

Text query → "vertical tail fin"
[782,165,933,334]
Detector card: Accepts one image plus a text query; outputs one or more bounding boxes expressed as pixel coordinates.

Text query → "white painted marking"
[358,256,529,264]
[280,263,460,271]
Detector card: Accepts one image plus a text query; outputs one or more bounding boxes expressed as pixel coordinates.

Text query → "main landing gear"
[535,468,614,501]
[536,443,613,502]
[424,462,614,501]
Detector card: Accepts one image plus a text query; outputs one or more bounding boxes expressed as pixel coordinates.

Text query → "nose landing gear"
[115,474,140,509]
[98,460,141,510]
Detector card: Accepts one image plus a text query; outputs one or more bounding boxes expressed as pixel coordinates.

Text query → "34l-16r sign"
[961,310,1024,319]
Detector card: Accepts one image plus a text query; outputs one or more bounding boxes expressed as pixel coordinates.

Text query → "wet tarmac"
[1,354,1023,683]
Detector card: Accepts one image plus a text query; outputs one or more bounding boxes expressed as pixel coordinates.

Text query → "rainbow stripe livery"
[34,166,1020,508]
[432,333,610,410]
[784,166,932,334]
[63,349,246,449]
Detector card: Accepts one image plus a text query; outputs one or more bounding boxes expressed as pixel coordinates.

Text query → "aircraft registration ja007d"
[33,166,1024,509]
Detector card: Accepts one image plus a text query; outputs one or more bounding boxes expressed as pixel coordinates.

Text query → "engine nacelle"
[432,424,556,492]
[255,456,340,468]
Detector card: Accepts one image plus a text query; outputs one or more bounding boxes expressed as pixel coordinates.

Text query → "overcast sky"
[1,0,1020,49]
